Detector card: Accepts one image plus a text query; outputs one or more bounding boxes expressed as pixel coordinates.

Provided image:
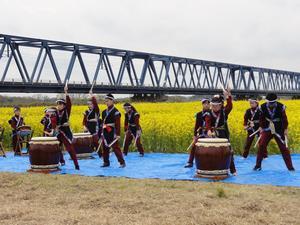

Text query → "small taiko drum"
[28,137,61,172]
[195,138,232,180]
[73,133,94,158]
[17,125,32,138]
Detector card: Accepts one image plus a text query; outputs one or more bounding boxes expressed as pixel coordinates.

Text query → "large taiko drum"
[195,138,232,180]
[73,133,94,158]
[28,137,61,172]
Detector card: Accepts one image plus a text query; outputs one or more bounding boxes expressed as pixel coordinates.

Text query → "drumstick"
[186,141,194,151]
[65,79,69,88]
[254,135,261,148]
[89,80,96,93]
[186,137,197,151]
[133,133,139,147]
[108,136,120,148]
[134,136,138,147]
[122,133,127,149]
[249,129,260,138]
[221,84,226,92]
[285,135,288,148]
[95,140,102,153]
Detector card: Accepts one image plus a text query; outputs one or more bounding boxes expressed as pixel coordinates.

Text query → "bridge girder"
[0,34,300,95]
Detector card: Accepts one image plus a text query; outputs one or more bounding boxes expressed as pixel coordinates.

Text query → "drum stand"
[0,127,6,157]
[17,131,33,155]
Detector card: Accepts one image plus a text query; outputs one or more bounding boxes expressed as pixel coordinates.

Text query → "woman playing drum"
[53,85,80,170]
[206,88,237,176]
[82,90,102,157]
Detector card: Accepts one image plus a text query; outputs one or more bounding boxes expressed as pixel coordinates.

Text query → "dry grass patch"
[0,173,299,225]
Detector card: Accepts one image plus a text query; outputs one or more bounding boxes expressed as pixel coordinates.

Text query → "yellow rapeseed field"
[0,100,299,154]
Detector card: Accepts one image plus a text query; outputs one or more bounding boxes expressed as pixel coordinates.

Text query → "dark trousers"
[123,132,144,155]
[57,133,79,168]
[12,134,21,154]
[256,131,294,170]
[102,140,125,165]
[242,132,256,158]
[229,153,236,174]
[187,145,196,164]
[92,133,102,158]
[243,133,268,158]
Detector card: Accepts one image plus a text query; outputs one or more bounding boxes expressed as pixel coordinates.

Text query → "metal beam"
[0,34,299,95]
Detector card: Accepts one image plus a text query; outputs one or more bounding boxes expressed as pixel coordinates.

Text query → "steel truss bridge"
[0,34,300,96]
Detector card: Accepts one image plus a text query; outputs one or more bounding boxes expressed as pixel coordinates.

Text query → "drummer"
[54,86,80,170]
[41,107,57,137]
[8,106,25,155]
[254,93,295,171]
[242,95,263,159]
[123,102,144,157]
[184,98,211,168]
[82,90,102,157]
[100,94,126,168]
[206,89,237,175]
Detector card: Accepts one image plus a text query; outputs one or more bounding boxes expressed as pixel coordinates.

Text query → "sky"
[0,0,300,94]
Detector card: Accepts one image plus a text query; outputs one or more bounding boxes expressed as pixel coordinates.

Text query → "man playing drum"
[54,86,80,170]
[100,94,126,168]
[123,102,144,157]
[184,98,211,168]
[8,106,25,155]
[206,89,237,175]
[253,93,295,171]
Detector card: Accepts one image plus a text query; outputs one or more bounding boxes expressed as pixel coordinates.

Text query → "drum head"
[197,138,228,143]
[73,133,92,137]
[196,138,230,147]
[31,137,58,142]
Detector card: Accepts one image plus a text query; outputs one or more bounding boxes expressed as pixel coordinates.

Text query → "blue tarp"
[0,152,299,187]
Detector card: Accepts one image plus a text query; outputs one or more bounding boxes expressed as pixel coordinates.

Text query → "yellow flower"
[0,100,299,154]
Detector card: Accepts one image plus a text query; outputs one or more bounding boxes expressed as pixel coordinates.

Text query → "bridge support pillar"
[131,93,167,102]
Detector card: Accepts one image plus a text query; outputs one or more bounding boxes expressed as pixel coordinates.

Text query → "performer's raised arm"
[65,85,71,116]
[223,88,232,115]
[91,95,99,115]
[194,114,202,136]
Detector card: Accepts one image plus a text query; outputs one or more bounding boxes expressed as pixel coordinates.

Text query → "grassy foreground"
[0,173,299,225]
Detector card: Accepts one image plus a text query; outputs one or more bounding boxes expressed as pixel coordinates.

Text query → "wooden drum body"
[73,133,94,158]
[195,138,232,180]
[17,125,33,139]
[29,137,61,172]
